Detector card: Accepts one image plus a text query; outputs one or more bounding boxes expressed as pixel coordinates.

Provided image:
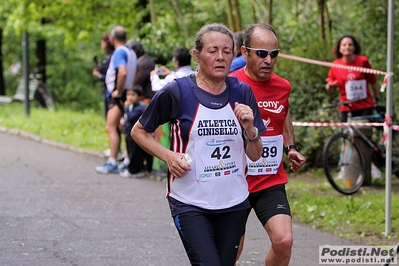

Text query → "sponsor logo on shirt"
[258,101,284,114]
[206,138,235,146]
[197,119,239,136]
[199,173,213,178]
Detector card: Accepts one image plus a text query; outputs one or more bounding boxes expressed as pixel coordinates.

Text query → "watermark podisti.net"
[319,245,398,265]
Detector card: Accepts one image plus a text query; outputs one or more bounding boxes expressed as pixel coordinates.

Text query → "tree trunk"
[268,0,273,25]
[226,0,235,32]
[317,0,326,40]
[251,2,256,23]
[251,0,269,23]
[149,0,156,25]
[170,0,189,40]
[324,1,332,45]
[0,28,4,95]
[36,39,46,84]
[135,0,151,39]
[233,0,242,31]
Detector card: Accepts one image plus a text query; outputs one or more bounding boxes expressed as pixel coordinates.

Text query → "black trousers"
[125,133,145,174]
[125,133,153,174]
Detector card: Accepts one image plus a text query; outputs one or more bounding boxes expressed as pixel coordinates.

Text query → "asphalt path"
[0,129,356,266]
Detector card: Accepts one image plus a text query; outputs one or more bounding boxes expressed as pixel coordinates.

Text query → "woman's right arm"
[131,122,171,163]
[132,122,190,177]
[131,82,190,177]
[325,69,338,92]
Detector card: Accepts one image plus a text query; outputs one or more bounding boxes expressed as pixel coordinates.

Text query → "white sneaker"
[371,163,382,179]
[119,170,145,179]
[95,162,118,174]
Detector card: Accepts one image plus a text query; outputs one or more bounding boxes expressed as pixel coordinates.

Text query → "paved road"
[0,129,356,266]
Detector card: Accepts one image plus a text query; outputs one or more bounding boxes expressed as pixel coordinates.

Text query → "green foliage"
[0,103,107,150]
[137,1,228,64]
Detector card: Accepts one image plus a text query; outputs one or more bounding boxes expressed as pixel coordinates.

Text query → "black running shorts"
[248,184,291,226]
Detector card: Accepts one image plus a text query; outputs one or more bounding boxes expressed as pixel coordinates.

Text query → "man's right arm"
[114,65,127,97]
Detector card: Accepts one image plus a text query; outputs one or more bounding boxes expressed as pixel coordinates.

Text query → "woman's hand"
[234,102,254,133]
[165,152,191,178]
[325,79,338,92]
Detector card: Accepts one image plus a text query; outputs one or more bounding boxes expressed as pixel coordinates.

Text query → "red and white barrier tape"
[278,53,394,92]
[279,53,390,75]
[292,121,399,131]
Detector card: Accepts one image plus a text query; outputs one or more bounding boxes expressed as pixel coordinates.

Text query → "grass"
[1,102,398,246]
[0,102,108,151]
[287,170,399,245]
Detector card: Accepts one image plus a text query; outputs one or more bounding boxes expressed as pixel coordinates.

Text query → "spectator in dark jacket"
[118,85,152,178]
[126,40,155,174]
[126,40,156,100]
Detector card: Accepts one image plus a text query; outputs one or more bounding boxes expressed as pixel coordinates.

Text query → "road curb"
[0,125,104,159]
[0,125,168,181]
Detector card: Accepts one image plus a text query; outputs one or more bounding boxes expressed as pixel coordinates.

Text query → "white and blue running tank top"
[168,77,249,210]
[106,45,137,93]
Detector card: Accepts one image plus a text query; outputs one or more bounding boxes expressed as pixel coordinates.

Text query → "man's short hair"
[243,23,277,48]
[173,47,191,67]
[111,26,127,42]
[233,32,244,56]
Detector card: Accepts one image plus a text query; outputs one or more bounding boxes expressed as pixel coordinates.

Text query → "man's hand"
[93,68,100,77]
[287,150,306,172]
[111,90,122,99]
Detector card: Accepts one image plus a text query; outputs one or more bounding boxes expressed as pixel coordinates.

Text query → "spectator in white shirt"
[150,47,195,92]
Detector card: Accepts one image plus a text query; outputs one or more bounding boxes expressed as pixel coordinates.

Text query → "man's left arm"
[283,112,306,172]
[111,50,128,98]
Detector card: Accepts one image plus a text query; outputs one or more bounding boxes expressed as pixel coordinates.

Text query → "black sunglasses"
[246,47,280,58]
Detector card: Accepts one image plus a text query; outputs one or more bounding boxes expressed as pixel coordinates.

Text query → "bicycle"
[31,67,55,112]
[10,67,55,111]
[322,101,399,195]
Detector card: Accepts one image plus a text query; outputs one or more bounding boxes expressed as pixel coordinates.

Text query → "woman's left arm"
[234,102,263,161]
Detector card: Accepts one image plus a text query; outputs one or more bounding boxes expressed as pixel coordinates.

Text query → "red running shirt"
[230,69,291,193]
[326,55,376,112]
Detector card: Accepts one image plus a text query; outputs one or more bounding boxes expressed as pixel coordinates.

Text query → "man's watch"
[285,144,299,155]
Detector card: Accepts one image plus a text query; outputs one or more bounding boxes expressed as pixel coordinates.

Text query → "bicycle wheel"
[323,132,365,195]
[41,84,55,112]
[34,84,47,108]
[36,84,55,112]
